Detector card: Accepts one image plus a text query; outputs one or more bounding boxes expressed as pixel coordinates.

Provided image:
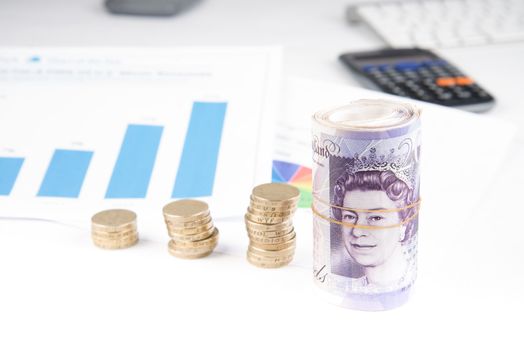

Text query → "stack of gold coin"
[163,199,219,259]
[245,183,300,268]
[91,209,138,249]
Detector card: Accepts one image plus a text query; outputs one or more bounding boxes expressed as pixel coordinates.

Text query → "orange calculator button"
[436,77,456,87]
[455,76,474,85]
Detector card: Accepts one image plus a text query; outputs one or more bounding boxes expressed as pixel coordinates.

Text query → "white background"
[1,1,523,349]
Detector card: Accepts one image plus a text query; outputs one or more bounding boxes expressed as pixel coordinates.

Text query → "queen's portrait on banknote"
[330,163,418,288]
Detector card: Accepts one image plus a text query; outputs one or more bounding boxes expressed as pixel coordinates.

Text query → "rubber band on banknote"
[312,195,421,213]
[311,205,419,230]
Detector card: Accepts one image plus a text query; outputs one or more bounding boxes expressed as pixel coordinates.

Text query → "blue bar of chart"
[106,124,163,198]
[172,102,227,198]
[0,157,24,195]
[37,150,93,198]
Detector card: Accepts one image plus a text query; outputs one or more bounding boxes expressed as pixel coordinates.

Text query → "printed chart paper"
[0,47,281,225]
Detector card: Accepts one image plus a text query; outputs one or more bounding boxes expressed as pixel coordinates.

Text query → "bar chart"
[0,47,280,223]
[0,102,228,200]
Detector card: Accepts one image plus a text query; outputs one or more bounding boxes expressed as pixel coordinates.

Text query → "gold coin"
[92,234,138,249]
[246,252,295,266]
[248,201,297,214]
[91,209,137,233]
[92,229,138,239]
[246,206,295,218]
[247,230,295,245]
[162,200,210,223]
[249,197,298,211]
[170,229,219,249]
[246,226,293,238]
[247,259,292,268]
[247,249,295,260]
[248,244,295,257]
[245,210,290,225]
[244,216,293,232]
[168,238,218,255]
[249,234,296,251]
[166,219,214,235]
[92,222,137,234]
[246,251,293,268]
[92,228,137,239]
[168,249,213,259]
[168,226,215,242]
[92,235,137,247]
[247,259,293,268]
[251,183,300,205]
[164,215,212,229]
[92,235,137,246]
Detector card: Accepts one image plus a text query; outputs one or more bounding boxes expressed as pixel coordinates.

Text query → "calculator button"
[417,94,432,101]
[404,70,420,80]
[455,76,474,85]
[418,68,433,78]
[457,91,473,99]
[390,75,406,83]
[369,72,387,81]
[430,85,445,93]
[405,79,417,85]
[383,66,397,73]
[436,77,456,87]
[446,67,463,76]
[391,87,408,96]
[436,92,453,100]
[365,67,382,77]
[413,89,429,97]
[394,61,422,71]
[422,59,447,67]
[430,66,448,76]
[374,78,392,87]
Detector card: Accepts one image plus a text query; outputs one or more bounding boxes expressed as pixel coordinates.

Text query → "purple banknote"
[312,99,421,311]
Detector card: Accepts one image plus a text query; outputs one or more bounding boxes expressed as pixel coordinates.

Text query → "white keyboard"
[350,0,524,48]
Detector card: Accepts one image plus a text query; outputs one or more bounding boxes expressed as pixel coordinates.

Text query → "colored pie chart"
[271,160,312,208]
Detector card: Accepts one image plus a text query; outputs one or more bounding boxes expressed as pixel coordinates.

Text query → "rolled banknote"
[312,99,421,311]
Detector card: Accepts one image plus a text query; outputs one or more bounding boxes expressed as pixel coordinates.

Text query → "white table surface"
[1,1,523,349]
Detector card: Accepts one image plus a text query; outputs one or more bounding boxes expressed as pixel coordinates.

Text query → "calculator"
[339,48,495,112]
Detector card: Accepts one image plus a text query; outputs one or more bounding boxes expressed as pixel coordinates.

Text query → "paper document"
[0,47,281,226]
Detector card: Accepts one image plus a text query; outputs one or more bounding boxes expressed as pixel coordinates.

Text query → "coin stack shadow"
[163,199,219,259]
[245,183,300,268]
[91,209,139,249]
